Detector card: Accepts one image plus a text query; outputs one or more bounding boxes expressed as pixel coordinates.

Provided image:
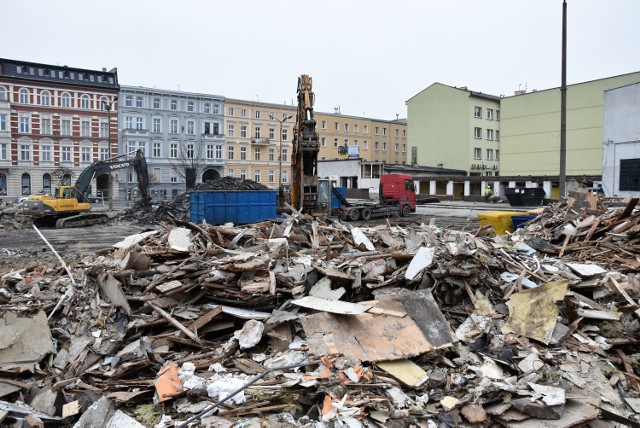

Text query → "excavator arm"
[74,149,150,203]
[291,75,320,213]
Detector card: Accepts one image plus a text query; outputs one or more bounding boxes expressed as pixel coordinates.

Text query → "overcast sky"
[3,0,639,119]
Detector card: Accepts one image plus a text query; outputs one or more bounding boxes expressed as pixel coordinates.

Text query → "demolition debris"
[0,189,638,427]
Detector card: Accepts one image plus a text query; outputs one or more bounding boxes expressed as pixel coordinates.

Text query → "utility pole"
[103,99,116,210]
[270,113,293,206]
[559,0,568,198]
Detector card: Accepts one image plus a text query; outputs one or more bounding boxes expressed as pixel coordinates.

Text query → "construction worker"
[484,185,493,202]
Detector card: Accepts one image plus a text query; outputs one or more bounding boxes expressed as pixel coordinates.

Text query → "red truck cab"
[379,174,416,216]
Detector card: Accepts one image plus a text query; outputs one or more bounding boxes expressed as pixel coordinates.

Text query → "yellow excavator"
[23,149,150,228]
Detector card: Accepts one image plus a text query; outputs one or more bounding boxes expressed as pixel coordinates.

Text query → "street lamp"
[102,99,116,210]
[269,113,293,194]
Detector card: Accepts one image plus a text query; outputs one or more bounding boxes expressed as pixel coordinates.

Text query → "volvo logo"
[109,162,130,170]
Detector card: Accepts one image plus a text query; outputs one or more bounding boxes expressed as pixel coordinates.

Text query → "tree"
[170,137,206,191]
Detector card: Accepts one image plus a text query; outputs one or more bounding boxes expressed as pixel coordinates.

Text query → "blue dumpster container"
[190,190,278,225]
[511,215,536,230]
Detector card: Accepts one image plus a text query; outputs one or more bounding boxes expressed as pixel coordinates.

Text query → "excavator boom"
[290,74,320,213]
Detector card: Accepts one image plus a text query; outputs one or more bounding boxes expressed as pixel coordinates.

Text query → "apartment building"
[0,58,118,199]
[223,99,297,188]
[118,86,225,200]
[406,83,501,176]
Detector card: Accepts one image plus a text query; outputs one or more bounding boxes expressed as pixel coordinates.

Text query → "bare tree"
[169,138,206,191]
[49,166,74,187]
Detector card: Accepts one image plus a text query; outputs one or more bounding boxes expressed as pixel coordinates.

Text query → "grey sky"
[3,0,639,119]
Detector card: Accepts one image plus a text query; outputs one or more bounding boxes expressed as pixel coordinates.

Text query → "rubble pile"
[116,178,269,225]
[0,201,33,231]
[0,191,639,427]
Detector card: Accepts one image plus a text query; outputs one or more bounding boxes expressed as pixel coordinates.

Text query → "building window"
[282,128,288,141]
[344,123,349,132]
[487,108,494,120]
[41,145,51,162]
[268,170,274,183]
[241,126,247,138]
[321,120,327,129]
[354,124,359,133]
[206,144,214,159]
[363,125,368,134]
[19,116,30,133]
[61,119,71,135]
[170,168,178,182]
[334,122,339,131]
[21,173,31,195]
[185,120,193,135]
[136,96,143,108]
[394,143,399,153]
[153,118,161,133]
[402,144,406,153]
[486,149,494,160]
[187,101,194,112]
[212,103,219,114]
[41,117,51,135]
[496,130,500,141]
[474,127,482,139]
[228,107,234,116]
[255,127,261,139]
[170,100,177,110]
[125,95,133,107]
[81,119,90,137]
[269,128,275,139]
[228,146,234,160]
[374,141,379,151]
[228,124,235,136]
[0,87,6,101]
[255,110,261,119]
[474,148,481,159]
[19,89,29,104]
[374,126,380,136]
[254,170,261,182]
[170,143,178,158]
[170,119,178,134]
[125,116,133,129]
[496,150,500,161]
[41,91,50,106]
[363,141,368,150]
[216,145,222,159]
[227,169,234,177]
[0,143,6,160]
[395,129,399,137]
[100,147,109,160]
[254,147,261,161]
[241,108,247,118]
[281,170,288,183]
[496,110,500,121]
[81,95,90,109]
[620,158,640,191]
[204,103,210,114]
[240,147,247,160]
[240,169,246,180]
[20,144,31,161]
[61,146,71,162]
[60,93,71,108]
[153,98,161,109]
[186,144,194,159]
[153,142,161,157]
[136,117,144,130]
[382,142,387,151]
[334,138,339,148]
[321,137,326,147]
[281,148,288,162]
[474,106,482,118]
[81,146,92,163]
[268,148,275,161]
[383,128,387,136]
[100,121,108,138]
[402,130,406,138]
[486,129,494,141]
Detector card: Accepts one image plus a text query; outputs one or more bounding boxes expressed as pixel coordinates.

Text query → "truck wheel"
[348,209,360,221]
[401,204,411,217]
[361,208,372,221]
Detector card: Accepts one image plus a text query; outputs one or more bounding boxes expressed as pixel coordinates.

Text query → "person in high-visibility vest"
[484,185,493,202]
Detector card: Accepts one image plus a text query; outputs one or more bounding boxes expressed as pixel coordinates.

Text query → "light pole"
[269,113,293,195]
[102,98,116,210]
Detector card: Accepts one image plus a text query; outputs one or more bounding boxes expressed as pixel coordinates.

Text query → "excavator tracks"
[55,213,109,228]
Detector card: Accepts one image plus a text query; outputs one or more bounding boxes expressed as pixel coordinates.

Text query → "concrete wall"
[603,82,640,197]
[500,71,640,177]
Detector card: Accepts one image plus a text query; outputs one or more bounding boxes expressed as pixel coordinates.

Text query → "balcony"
[251,138,271,145]
[202,132,225,140]
[123,128,149,136]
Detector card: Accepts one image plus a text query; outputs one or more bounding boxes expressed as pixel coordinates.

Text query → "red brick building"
[0,58,119,199]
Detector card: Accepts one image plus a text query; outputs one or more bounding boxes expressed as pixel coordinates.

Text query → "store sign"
[348,146,359,159]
